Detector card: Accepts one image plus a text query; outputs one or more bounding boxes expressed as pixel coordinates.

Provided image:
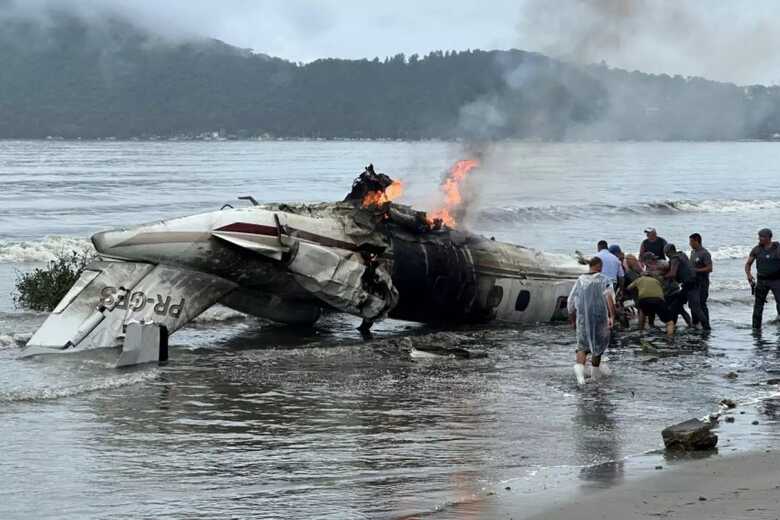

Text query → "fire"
[361,179,404,208]
[427,159,479,228]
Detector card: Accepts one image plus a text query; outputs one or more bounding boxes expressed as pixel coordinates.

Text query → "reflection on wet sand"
[574,390,624,488]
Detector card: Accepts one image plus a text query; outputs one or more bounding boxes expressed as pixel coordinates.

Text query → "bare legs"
[638,309,675,337]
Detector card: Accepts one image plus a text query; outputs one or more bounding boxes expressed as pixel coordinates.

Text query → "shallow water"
[2,141,780,519]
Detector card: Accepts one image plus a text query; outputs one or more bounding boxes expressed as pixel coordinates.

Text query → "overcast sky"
[9,0,780,85]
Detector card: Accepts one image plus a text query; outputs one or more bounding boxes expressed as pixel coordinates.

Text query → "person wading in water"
[567,257,617,385]
[689,233,712,330]
[746,228,780,330]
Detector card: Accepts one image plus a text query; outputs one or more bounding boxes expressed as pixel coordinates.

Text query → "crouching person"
[628,272,676,337]
[568,257,617,385]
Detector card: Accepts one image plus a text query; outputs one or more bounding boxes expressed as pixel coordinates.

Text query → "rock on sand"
[662,418,718,451]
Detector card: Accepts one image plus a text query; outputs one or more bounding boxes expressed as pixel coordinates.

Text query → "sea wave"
[0,334,19,349]
[709,245,754,261]
[0,236,93,264]
[476,198,780,224]
[709,279,750,291]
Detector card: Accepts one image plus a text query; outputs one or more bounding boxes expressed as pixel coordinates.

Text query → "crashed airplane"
[24,165,583,357]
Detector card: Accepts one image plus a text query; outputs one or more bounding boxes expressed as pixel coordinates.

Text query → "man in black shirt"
[640,228,668,261]
[665,243,705,328]
[689,233,712,330]
[746,228,780,330]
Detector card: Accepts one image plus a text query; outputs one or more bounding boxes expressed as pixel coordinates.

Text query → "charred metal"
[23,165,583,357]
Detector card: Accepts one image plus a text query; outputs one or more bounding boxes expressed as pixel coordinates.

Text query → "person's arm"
[745,253,756,283]
[567,281,579,326]
[605,288,617,327]
[696,256,713,274]
[617,262,625,292]
[639,240,646,257]
[623,278,639,301]
[665,258,678,280]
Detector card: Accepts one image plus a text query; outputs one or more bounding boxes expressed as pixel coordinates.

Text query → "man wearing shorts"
[628,272,676,337]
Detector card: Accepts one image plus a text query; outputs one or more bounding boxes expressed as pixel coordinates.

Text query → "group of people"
[566,227,751,385]
[568,226,780,384]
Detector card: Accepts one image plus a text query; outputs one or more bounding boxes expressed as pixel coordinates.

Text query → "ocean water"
[3,140,780,519]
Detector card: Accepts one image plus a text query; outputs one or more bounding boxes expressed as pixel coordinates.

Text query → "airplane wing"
[23,260,237,355]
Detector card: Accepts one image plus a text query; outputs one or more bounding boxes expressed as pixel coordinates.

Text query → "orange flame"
[427,159,479,228]
[361,180,404,208]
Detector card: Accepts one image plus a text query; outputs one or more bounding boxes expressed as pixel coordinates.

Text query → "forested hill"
[2,13,780,141]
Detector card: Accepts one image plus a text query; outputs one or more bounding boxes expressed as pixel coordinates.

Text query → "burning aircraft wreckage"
[23,162,583,362]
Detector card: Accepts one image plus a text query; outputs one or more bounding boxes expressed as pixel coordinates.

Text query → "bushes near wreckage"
[14,250,94,312]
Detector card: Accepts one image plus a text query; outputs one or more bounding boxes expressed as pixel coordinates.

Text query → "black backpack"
[675,254,696,284]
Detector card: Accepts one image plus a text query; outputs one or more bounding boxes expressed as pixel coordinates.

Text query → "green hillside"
[1,13,779,140]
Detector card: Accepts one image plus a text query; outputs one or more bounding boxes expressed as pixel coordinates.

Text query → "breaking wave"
[0,334,18,349]
[709,245,754,260]
[0,236,93,264]
[477,198,780,224]
[542,252,583,269]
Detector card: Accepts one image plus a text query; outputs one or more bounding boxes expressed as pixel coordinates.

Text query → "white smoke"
[516,0,780,86]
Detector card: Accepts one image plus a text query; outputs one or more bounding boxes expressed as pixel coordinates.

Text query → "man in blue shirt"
[595,240,625,291]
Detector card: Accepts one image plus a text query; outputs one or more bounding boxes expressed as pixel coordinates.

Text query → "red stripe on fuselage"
[215,223,279,236]
[216,222,359,251]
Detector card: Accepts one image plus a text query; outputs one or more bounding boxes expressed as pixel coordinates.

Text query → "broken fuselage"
[26,200,583,352]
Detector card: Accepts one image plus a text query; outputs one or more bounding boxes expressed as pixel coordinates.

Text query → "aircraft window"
[515,290,531,312]
[487,286,504,308]
[552,296,568,321]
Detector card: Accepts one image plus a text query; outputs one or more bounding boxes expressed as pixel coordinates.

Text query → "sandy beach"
[527,451,780,519]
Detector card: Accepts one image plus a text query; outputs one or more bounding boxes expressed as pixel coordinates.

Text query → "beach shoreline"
[523,450,780,519]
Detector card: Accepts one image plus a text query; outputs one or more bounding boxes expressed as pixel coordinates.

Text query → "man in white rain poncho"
[567,256,617,385]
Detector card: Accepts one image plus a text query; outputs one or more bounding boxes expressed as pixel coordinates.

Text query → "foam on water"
[542,251,583,269]
[710,245,754,260]
[476,199,780,225]
[0,368,158,403]
[0,236,93,263]
[0,334,17,349]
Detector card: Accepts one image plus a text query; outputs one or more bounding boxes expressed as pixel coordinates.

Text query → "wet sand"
[527,451,780,519]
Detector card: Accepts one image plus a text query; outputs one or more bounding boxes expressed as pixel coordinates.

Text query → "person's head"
[641,251,657,265]
[597,240,608,251]
[644,227,658,241]
[689,233,702,250]
[664,243,677,258]
[589,256,603,273]
[626,254,640,271]
[759,228,773,247]
[608,244,623,259]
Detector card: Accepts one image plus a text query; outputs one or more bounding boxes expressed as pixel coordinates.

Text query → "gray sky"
[9,0,780,85]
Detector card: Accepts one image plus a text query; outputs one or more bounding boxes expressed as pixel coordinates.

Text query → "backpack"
[675,254,696,284]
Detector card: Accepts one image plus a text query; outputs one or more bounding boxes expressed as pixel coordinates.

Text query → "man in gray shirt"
[746,228,780,330]
[689,233,712,330]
